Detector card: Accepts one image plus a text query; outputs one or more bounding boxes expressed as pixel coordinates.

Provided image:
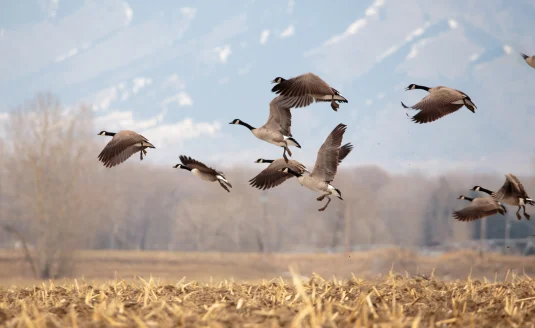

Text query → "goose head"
[271,77,285,84]
[405,84,417,91]
[98,130,115,136]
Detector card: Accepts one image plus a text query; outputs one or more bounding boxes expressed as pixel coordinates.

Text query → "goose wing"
[452,198,502,222]
[272,73,334,108]
[98,130,147,168]
[495,174,529,199]
[337,143,353,165]
[404,88,466,124]
[264,96,293,136]
[179,155,220,175]
[310,123,348,182]
[249,159,306,190]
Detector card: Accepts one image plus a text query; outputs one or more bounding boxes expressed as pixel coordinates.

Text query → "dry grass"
[2,269,535,327]
[2,248,535,284]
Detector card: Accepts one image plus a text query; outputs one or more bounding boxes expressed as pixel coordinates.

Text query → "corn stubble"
[1,270,535,327]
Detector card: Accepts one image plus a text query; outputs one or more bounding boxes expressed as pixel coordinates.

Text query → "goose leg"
[318,196,331,212]
[286,143,293,157]
[143,148,148,156]
[331,95,339,111]
[140,150,144,161]
[317,195,326,201]
[523,205,530,220]
[282,147,289,163]
[516,206,522,220]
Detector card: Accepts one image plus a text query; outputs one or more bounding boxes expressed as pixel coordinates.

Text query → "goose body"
[97,130,155,168]
[279,124,353,211]
[471,173,534,220]
[401,84,477,124]
[230,96,301,162]
[271,73,348,111]
[249,158,308,190]
[520,53,535,69]
[453,195,506,222]
[173,155,232,192]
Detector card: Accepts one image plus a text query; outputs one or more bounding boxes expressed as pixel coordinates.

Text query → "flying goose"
[471,173,534,220]
[250,142,353,191]
[229,96,301,162]
[249,158,309,190]
[271,73,348,111]
[97,130,155,168]
[173,155,232,192]
[279,124,353,211]
[520,53,535,69]
[401,84,477,124]
[453,195,506,222]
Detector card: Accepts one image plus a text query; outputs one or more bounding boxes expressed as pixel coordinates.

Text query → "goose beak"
[404,87,410,91]
[271,79,277,83]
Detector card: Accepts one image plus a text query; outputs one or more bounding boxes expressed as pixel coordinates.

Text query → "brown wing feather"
[310,124,347,182]
[98,131,145,167]
[495,174,529,199]
[179,155,219,175]
[337,143,353,166]
[453,198,502,222]
[271,73,336,108]
[249,159,306,190]
[264,96,293,136]
[406,88,466,124]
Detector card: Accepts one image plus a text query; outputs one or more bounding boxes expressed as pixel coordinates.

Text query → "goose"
[520,53,535,69]
[453,195,506,222]
[401,84,477,124]
[97,130,155,168]
[279,124,353,211]
[471,173,534,220]
[250,142,353,191]
[173,155,232,192]
[271,73,348,111]
[229,96,301,162]
[249,158,309,190]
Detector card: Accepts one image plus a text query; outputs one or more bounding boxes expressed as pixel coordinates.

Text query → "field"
[1,249,535,327]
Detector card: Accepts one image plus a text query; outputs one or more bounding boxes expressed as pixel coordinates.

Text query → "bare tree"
[2,93,96,278]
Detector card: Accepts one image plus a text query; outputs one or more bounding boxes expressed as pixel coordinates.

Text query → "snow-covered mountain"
[1,0,534,175]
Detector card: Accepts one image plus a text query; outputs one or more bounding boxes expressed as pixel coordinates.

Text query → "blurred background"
[1,0,535,283]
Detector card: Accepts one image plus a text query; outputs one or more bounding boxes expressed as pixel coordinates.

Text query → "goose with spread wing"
[279,123,353,211]
[401,84,477,124]
[230,96,300,162]
[97,130,156,168]
[173,155,232,192]
[471,173,534,220]
[271,73,348,111]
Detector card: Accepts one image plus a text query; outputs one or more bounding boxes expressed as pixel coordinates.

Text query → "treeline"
[0,94,534,278]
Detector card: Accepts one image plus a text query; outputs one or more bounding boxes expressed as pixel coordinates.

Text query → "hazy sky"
[1,0,534,175]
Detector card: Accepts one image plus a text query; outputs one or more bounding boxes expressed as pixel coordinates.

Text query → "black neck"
[285,168,302,177]
[476,187,493,195]
[181,166,192,171]
[238,121,255,130]
[461,196,474,202]
[262,160,274,163]
[414,85,430,91]
[105,132,116,137]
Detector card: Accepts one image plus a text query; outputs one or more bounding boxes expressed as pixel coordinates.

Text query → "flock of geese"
[97,52,535,215]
